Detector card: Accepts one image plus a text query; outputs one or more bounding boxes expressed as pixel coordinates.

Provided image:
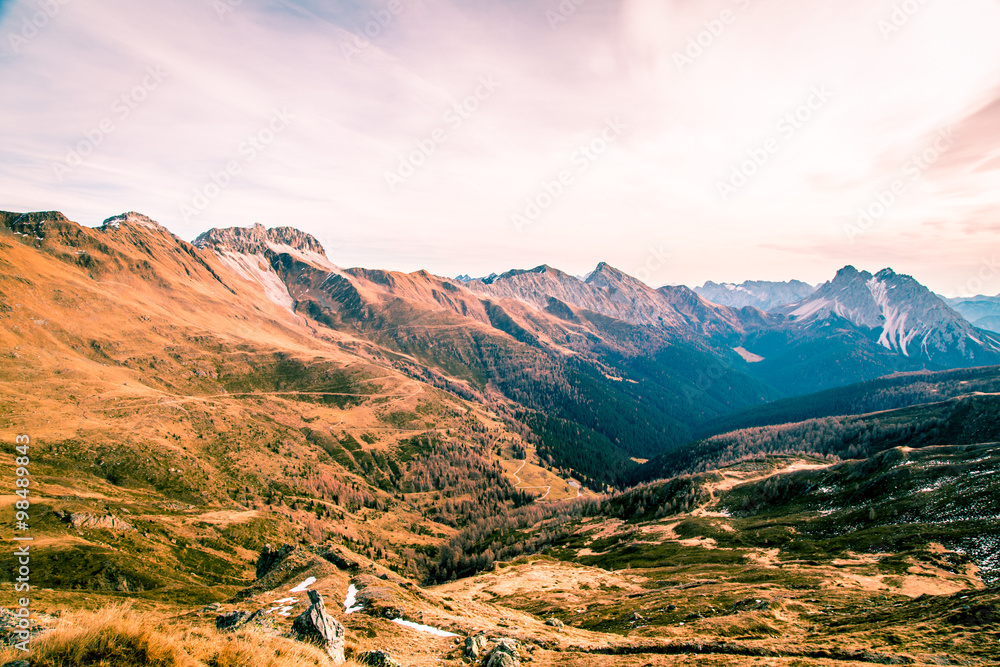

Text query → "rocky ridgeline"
[100,211,164,230]
[193,222,326,256]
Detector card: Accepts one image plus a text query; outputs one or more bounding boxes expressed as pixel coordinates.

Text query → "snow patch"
[788,298,830,320]
[216,251,295,311]
[733,346,764,363]
[869,277,917,355]
[344,584,363,614]
[391,618,459,637]
[289,576,316,593]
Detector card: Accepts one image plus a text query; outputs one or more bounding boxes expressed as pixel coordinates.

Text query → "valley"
[1,211,998,666]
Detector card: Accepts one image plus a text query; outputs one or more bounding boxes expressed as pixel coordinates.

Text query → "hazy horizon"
[3,0,1000,297]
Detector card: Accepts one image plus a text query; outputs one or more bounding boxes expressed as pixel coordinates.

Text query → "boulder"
[465,632,488,658]
[484,639,520,667]
[291,590,346,664]
[216,610,247,632]
[64,512,135,532]
[356,650,404,666]
[215,609,276,634]
[544,617,564,629]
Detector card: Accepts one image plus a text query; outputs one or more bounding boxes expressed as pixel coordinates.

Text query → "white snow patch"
[216,251,295,310]
[789,298,830,320]
[868,277,918,355]
[733,346,764,363]
[344,584,363,614]
[391,619,459,637]
[272,597,297,605]
[289,577,316,593]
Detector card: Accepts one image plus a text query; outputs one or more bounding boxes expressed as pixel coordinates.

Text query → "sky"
[2,0,1000,296]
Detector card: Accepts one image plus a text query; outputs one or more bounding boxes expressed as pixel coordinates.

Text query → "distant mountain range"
[694,279,817,311]
[942,294,1000,333]
[5,209,1000,486]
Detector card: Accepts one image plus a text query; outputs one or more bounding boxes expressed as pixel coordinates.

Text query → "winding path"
[509,459,553,500]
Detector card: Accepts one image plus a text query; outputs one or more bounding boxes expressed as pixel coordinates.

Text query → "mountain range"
[4,209,1000,666]
[694,278,817,310]
[5,209,999,487]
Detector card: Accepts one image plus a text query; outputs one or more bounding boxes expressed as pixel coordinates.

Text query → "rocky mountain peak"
[834,265,865,279]
[585,262,637,289]
[193,223,326,257]
[777,265,1000,364]
[101,212,163,231]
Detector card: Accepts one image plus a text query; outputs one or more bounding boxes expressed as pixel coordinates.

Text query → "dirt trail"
[510,459,552,499]
[693,459,832,517]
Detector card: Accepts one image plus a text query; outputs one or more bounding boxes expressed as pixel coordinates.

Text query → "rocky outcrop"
[484,639,520,667]
[356,650,405,666]
[464,633,488,659]
[256,543,296,579]
[236,544,337,600]
[291,590,346,664]
[320,544,362,571]
[215,609,276,634]
[62,512,135,532]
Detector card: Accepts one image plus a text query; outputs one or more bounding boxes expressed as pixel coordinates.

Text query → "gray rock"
[291,590,346,665]
[465,632,488,658]
[215,609,276,634]
[65,512,135,532]
[356,650,404,666]
[544,617,564,629]
[216,610,247,632]
[484,639,520,667]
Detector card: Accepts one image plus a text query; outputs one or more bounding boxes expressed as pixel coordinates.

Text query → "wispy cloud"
[2,0,1000,295]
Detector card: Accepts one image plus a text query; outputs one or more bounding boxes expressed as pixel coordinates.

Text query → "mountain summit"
[193,222,326,257]
[775,266,1000,365]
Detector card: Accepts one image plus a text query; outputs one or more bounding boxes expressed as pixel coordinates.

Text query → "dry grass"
[8,605,366,667]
